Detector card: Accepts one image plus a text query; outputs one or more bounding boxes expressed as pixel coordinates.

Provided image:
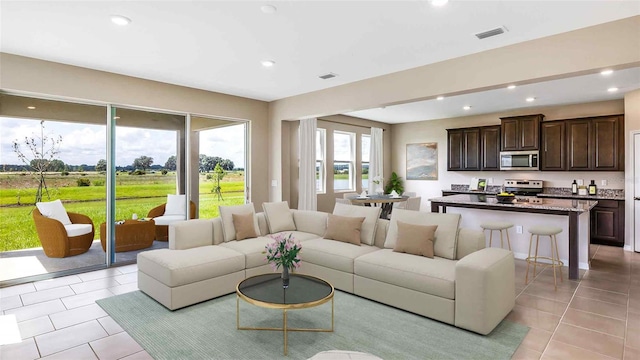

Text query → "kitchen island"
[430,194,598,280]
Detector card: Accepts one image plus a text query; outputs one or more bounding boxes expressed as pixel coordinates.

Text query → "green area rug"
[97,290,527,360]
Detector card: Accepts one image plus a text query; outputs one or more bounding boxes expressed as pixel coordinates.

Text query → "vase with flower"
[264,233,302,288]
[373,175,384,195]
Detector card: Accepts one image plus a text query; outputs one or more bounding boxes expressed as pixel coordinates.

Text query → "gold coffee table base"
[236,296,334,355]
[236,274,335,356]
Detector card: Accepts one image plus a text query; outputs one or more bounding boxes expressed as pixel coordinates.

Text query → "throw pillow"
[36,199,72,225]
[393,221,437,258]
[384,209,460,260]
[164,194,187,216]
[262,201,296,233]
[232,213,258,240]
[323,214,365,245]
[332,203,381,245]
[219,203,260,242]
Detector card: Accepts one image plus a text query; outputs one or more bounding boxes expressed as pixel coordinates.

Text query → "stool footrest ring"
[525,256,563,268]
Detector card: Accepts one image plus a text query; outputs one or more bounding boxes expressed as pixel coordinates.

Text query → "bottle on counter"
[571,180,578,195]
[588,180,597,195]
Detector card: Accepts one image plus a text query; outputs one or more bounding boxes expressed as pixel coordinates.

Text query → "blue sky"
[0,117,245,168]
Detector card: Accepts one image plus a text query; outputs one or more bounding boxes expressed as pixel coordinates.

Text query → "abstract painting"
[406,143,438,180]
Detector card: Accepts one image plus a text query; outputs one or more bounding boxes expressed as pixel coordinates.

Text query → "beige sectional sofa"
[137,202,515,335]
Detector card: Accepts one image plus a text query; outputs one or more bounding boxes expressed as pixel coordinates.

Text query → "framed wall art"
[406,142,438,180]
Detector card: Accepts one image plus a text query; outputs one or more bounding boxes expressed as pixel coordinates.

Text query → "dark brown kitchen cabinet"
[500,114,543,151]
[566,115,624,171]
[481,125,501,170]
[447,128,480,171]
[540,121,565,171]
[591,200,625,247]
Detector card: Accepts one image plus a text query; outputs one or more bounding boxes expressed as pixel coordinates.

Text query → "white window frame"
[316,128,326,194]
[333,130,355,192]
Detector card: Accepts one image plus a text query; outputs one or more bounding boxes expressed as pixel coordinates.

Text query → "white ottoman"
[137,246,245,310]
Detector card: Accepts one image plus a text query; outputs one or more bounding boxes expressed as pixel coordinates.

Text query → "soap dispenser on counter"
[571,180,578,195]
[588,180,597,195]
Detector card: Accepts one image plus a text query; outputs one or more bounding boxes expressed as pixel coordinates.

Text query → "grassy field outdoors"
[0,171,245,252]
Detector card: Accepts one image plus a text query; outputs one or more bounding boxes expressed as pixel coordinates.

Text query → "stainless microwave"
[500,150,539,171]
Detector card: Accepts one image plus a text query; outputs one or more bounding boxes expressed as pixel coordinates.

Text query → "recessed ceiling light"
[436,96,444,101]
[608,87,619,92]
[27,106,36,110]
[261,60,275,67]
[507,85,516,90]
[463,105,471,110]
[430,0,449,7]
[110,15,131,26]
[261,5,277,14]
[526,97,536,102]
[600,69,613,76]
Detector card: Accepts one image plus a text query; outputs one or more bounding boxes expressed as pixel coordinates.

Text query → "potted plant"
[384,172,404,195]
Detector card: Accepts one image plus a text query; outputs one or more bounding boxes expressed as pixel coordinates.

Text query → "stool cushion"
[480,222,513,230]
[528,226,562,236]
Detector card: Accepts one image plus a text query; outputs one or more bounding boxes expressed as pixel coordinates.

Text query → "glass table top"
[237,273,333,305]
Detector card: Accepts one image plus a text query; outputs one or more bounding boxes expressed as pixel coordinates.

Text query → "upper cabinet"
[566,115,624,171]
[447,125,500,171]
[500,114,544,151]
[540,120,566,171]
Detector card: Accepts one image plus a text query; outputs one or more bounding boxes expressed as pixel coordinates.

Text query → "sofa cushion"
[153,215,185,226]
[36,199,71,225]
[394,221,437,258]
[354,249,456,300]
[333,203,381,246]
[219,204,260,242]
[270,231,320,242]
[262,201,296,233]
[219,236,274,269]
[165,194,186,216]
[232,213,258,240]
[137,246,244,287]
[301,238,379,273]
[324,214,365,245]
[384,209,460,260]
[64,224,92,237]
[292,210,328,237]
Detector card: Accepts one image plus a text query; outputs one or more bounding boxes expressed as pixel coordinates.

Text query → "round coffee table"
[236,273,334,355]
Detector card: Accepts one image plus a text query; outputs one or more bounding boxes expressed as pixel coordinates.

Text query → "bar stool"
[526,226,563,288]
[480,222,513,250]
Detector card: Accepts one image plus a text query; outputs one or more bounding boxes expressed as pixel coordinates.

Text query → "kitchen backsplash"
[450,184,624,198]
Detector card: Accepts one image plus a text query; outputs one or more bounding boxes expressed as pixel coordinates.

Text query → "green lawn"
[0,171,245,252]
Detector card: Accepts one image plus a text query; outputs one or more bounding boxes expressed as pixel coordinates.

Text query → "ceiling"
[1,1,639,123]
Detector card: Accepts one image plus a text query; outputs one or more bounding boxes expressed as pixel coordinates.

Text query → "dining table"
[347,194,409,219]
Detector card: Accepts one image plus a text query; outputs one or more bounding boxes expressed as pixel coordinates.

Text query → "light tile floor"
[0,245,638,359]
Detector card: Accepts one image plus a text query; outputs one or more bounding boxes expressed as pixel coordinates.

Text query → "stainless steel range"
[503,179,544,203]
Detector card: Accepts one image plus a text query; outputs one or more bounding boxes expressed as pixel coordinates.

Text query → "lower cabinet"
[590,200,625,247]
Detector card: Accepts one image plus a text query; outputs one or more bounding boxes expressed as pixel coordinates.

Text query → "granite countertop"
[447,185,625,201]
[430,194,598,213]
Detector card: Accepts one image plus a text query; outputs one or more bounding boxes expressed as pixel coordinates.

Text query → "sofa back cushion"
[262,201,296,233]
[219,203,260,242]
[291,210,328,237]
[384,209,460,260]
[332,203,381,246]
[36,199,72,225]
[323,214,365,245]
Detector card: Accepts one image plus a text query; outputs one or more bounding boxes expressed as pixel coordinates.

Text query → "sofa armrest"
[456,228,486,260]
[291,210,328,237]
[169,219,214,250]
[454,248,515,335]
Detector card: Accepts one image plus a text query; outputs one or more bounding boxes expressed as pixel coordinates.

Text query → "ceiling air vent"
[319,73,338,80]
[475,26,508,40]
